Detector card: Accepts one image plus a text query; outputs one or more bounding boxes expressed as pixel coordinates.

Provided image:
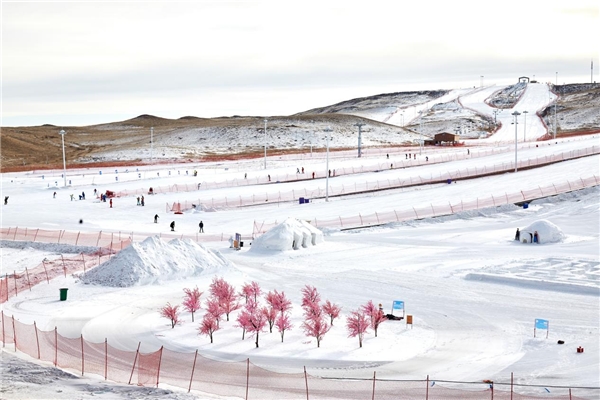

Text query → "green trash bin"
[59,288,68,301]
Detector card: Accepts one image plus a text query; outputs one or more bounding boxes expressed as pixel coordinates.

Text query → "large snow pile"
[79,236,233,287]
[251,218,324,252]
[519,219,565,244]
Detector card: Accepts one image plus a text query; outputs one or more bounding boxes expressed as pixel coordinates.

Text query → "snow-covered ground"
[2,127,599,399]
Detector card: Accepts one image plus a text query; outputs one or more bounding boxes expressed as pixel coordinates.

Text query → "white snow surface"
[1,86,599,399]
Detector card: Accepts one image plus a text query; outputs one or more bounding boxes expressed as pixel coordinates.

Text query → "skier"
[199,221,204,233]
[141,195,145,206]
[426,156,429,162]
[154,214,159,223]
[515,228,520,241]
[70,194,74,201]
[81,191,85,200]
[297,168,300,174]
[109,198,113,208]
[386,154,389,159]
[4,196,8,205]
[244,173,247,179]
[301,167,304,174]
[93,188,97,196]
[312,172,315,179]
[137,197,140,206]
[170,221,175,231]
[53,192,57,198]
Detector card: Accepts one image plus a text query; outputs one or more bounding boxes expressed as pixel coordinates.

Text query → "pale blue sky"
[2,0,598,127]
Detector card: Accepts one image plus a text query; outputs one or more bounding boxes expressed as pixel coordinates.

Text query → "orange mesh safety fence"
[1,227,132,249]
[136,347,162,387]
[1,251,115,304]
[1,313,597,399]
[57,335,83,372]
[190,354,247,398]
[106,343,138,384]
[254,175,600,236]
[192,146,599,212]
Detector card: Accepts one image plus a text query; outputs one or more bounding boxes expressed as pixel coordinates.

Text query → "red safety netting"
[0,314,593,400]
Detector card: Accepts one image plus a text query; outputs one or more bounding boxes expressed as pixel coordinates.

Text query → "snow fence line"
[0,249,117,304]
[253,175,600,237]
[0,312,595,400]
[179,145,599,212]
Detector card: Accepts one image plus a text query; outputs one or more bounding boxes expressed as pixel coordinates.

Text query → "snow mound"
[520,220,565,244]
[79,236,233,287]
[250,218,324,252]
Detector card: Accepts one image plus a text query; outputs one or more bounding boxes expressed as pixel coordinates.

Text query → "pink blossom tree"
[266,290,292,316]
[322,300,342,326]
[301,314,330,348]
[262,306,278,333]
[275,313,293,342]
[301,285,322,319]
[183,286,203,322]
[239,281,262,304]
[205,297,224,328]
[237,299,267,348]
[198,313,220,343]
[361,300,387,337]
[160,303,181,328]
[346,309,370,348]
[209,277,240,321]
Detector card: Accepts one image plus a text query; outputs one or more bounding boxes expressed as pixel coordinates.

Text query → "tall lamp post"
[512,111,520,172]
[354,122,365,158]
[59,130,67,187]
[150,127,154,163]
[263,119,268,169]
[522,111,528,142]
[324,127,332,202]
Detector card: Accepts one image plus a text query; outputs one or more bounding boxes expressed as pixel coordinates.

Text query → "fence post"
[13,271,18,297]
[426,375,429,400]
[34,321,40,359]
[1,310,5,347]
[96,231,102,247]
[371,371,376,400]
[81,254,86,273]
[81,334,85,376]
[245,358,250,400]
[188,349,198,393]
[33,229,39,242]
[13,227,18,241]
[569,388,572,400]
[128,342,141,385]
[304,366,309,400]
[510,372,513,400]
[75,231,80,245]
[11,315,17,351]
[156,346,164,387]
[54,327,58,366]
[104,338,108,380]
[25,268,31,291]
[42,260,50,283]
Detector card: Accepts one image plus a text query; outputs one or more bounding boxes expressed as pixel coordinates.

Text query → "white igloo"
[250,218,324,252]
[518,219,564,244]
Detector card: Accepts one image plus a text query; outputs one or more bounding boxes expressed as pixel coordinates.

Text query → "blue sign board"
[392,300,404,310]
[535,319,549,330]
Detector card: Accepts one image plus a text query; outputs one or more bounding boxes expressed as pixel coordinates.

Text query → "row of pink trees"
[161,279,385,349]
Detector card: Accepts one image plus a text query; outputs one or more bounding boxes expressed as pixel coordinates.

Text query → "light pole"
[150,127,153,163]
[59,130,67,187]
[522,111,528,142]
[512,111,520,172]
[263,119,268,169]
[324,127,332,202]
[480,75,484,88]
[354,122,365,158]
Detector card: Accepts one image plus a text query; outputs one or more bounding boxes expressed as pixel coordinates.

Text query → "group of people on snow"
[515,228,539,243]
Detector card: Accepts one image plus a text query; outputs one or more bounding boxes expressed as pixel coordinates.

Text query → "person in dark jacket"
[170,221,175,231]
[515,228,520,241]
[199,221,204,233]
[154,214,159,223]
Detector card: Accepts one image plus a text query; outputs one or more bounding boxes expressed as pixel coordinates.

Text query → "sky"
[1,0,599,127]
